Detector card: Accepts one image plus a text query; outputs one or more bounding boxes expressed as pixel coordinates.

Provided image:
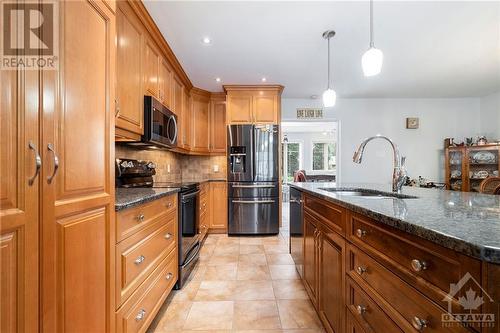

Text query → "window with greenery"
[286,143,301,181]
[312,142,336,171]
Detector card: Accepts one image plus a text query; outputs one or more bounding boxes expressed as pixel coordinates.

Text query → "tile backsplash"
[115,144,226,183]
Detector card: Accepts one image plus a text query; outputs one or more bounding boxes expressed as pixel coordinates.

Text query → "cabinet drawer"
[346,310,367,333]
[347,245,473,333]
[346,277,404,333]
[304,194,345,234]
[348,213,481,308]
[117,194,177,242]
[116,250,177,333]
[116,213,176,305]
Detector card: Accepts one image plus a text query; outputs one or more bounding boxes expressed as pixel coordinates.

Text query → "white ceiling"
[144,1,500,98]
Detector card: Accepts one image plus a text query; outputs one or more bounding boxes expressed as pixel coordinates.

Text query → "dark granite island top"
[115,187,180,211]
[289,182,500,264]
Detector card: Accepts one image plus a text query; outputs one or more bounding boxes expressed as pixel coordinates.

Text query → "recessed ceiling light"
[261,77,267,82]
[310,95,318,99]
[202,37,211,45]
[215,77,221,82]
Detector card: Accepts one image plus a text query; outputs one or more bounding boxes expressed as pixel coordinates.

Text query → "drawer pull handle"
[356,305,367,315]
[166,272,173,280]
[356,266,367,275]
[135,309,146,322]
[134,255,145,265]
[356,229,367,238]
[164,233,172,240]
[136,214,145,222]
[166,202,172,208]
[411,316,428,331]
[411,259,428,272]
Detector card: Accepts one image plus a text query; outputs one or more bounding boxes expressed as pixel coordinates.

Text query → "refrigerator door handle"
[231,199,276,204]
[232,184,276,188]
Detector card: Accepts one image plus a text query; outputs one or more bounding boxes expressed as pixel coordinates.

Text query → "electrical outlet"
[213,165,219,173]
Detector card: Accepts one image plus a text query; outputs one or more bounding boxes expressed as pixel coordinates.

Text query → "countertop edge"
[115,188,180,212]
[289,184,500,264]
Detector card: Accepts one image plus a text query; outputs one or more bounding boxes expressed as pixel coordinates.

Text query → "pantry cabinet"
[224,85,283,124]
[116,0,144,139]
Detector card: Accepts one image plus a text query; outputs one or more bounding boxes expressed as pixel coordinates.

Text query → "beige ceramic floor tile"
[170,280,201,302]
[236,263,271,281]
[233,300,281,330]
[266,253,295,265]
[208,253,239,266]
[239,237,264,245]
[233,280,275,300]
[200,244,216,256]
[183,301,234,330]
[188,263,207,282]
[264,244,289,254]
[217,236,240,245]
[153,301,193,332]
[272,280,309,300]
[195,280,237,301]
[269,265,301,280]
[239,244,265,255]
[277,300,322,329]
[213,243,240,256]
[203,264,238,281]
[238,253,267,265]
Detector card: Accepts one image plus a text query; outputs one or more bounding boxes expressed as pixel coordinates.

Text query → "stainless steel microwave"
[134,95,177,149]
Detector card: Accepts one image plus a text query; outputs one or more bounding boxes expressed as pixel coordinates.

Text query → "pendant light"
[362,0,383,76]
[322,30,337,108]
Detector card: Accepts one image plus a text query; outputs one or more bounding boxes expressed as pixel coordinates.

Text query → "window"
[284,142,301,181]
[312,142,336,171]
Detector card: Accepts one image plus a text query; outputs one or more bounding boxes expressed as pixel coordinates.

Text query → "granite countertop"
[115,187,180,211]
[289,182,500,264]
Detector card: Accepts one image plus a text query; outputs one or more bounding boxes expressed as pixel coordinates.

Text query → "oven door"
[179,189,200,264]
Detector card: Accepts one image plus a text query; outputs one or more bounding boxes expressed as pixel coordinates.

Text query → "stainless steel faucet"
[353,135,407,193]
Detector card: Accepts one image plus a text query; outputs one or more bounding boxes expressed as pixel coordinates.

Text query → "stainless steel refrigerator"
[227,124,279,235]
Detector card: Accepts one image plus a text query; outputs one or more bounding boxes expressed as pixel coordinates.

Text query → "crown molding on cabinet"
[223,84,284,94]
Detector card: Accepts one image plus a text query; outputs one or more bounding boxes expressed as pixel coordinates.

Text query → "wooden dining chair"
[479,177,500,194]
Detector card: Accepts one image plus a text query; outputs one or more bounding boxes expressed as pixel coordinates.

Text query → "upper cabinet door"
[210,98,226,153]
[227,93,253,124]
[159,58,173,108]
[143,38,160,98]
[253,94,278,124]
[41,1,115,332]
[172,76,184,145]
[191,94,210,152]
[116,2,143,136]
[182,90,192,149]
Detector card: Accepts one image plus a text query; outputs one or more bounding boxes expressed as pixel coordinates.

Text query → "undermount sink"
[319,188,418,199]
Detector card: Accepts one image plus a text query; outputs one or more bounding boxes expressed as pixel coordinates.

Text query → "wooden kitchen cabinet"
[210,94,227,153]
[303,211,319,306]
[40,1,116,332]
[224,85,283,124]
[209,182,228,232]
[181,89,192,150]
[143,37,160,99]
[191,89,211,153]
[116,1,144,139]
[159,58,173,108]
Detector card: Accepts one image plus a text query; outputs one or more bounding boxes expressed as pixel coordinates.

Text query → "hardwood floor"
[147,234,325,333]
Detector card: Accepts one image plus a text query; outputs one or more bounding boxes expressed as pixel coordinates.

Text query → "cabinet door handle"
[356,229,366,238]
[46,143,59,184]
[115,98,120,117]
[165,272,173,280]
[134,255,145,265]
[164,233,172,240]
[28,141,42,185]
[135,309,146,322]
[166,202,173,208]
[356,266,367,275]
[356,305,367,315]
[411,316,428,331]
[411,259,428,272]
[136,214,145,222]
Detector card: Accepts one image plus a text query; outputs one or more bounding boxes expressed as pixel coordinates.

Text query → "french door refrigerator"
[227,124,280,235]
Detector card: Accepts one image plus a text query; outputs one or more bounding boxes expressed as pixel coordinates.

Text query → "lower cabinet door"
[318,225,345,333]
[303,211,318,305]
[346,310,367,333]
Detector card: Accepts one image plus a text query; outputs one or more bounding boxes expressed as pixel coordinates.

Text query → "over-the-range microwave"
[125,95,178,149]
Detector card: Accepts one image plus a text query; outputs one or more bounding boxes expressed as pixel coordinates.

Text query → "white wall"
[283,131,337,174]
[282,98,481,184]
[480,91,500,140]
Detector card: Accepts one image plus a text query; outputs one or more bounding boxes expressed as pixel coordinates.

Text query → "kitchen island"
[289,182,499,333]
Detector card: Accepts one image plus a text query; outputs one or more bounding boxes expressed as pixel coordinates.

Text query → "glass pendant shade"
[322,88,336,107]
[362,47,383,76]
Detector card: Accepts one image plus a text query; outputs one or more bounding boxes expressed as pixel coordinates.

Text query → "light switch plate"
[167,164,171,173]
[213,165,219,172]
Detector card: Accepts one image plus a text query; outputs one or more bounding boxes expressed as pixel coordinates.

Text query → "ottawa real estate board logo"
[442,272,495,329]
[1,0,58,70]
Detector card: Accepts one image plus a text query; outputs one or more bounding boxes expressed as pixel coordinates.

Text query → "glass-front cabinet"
[445,144,500,192]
